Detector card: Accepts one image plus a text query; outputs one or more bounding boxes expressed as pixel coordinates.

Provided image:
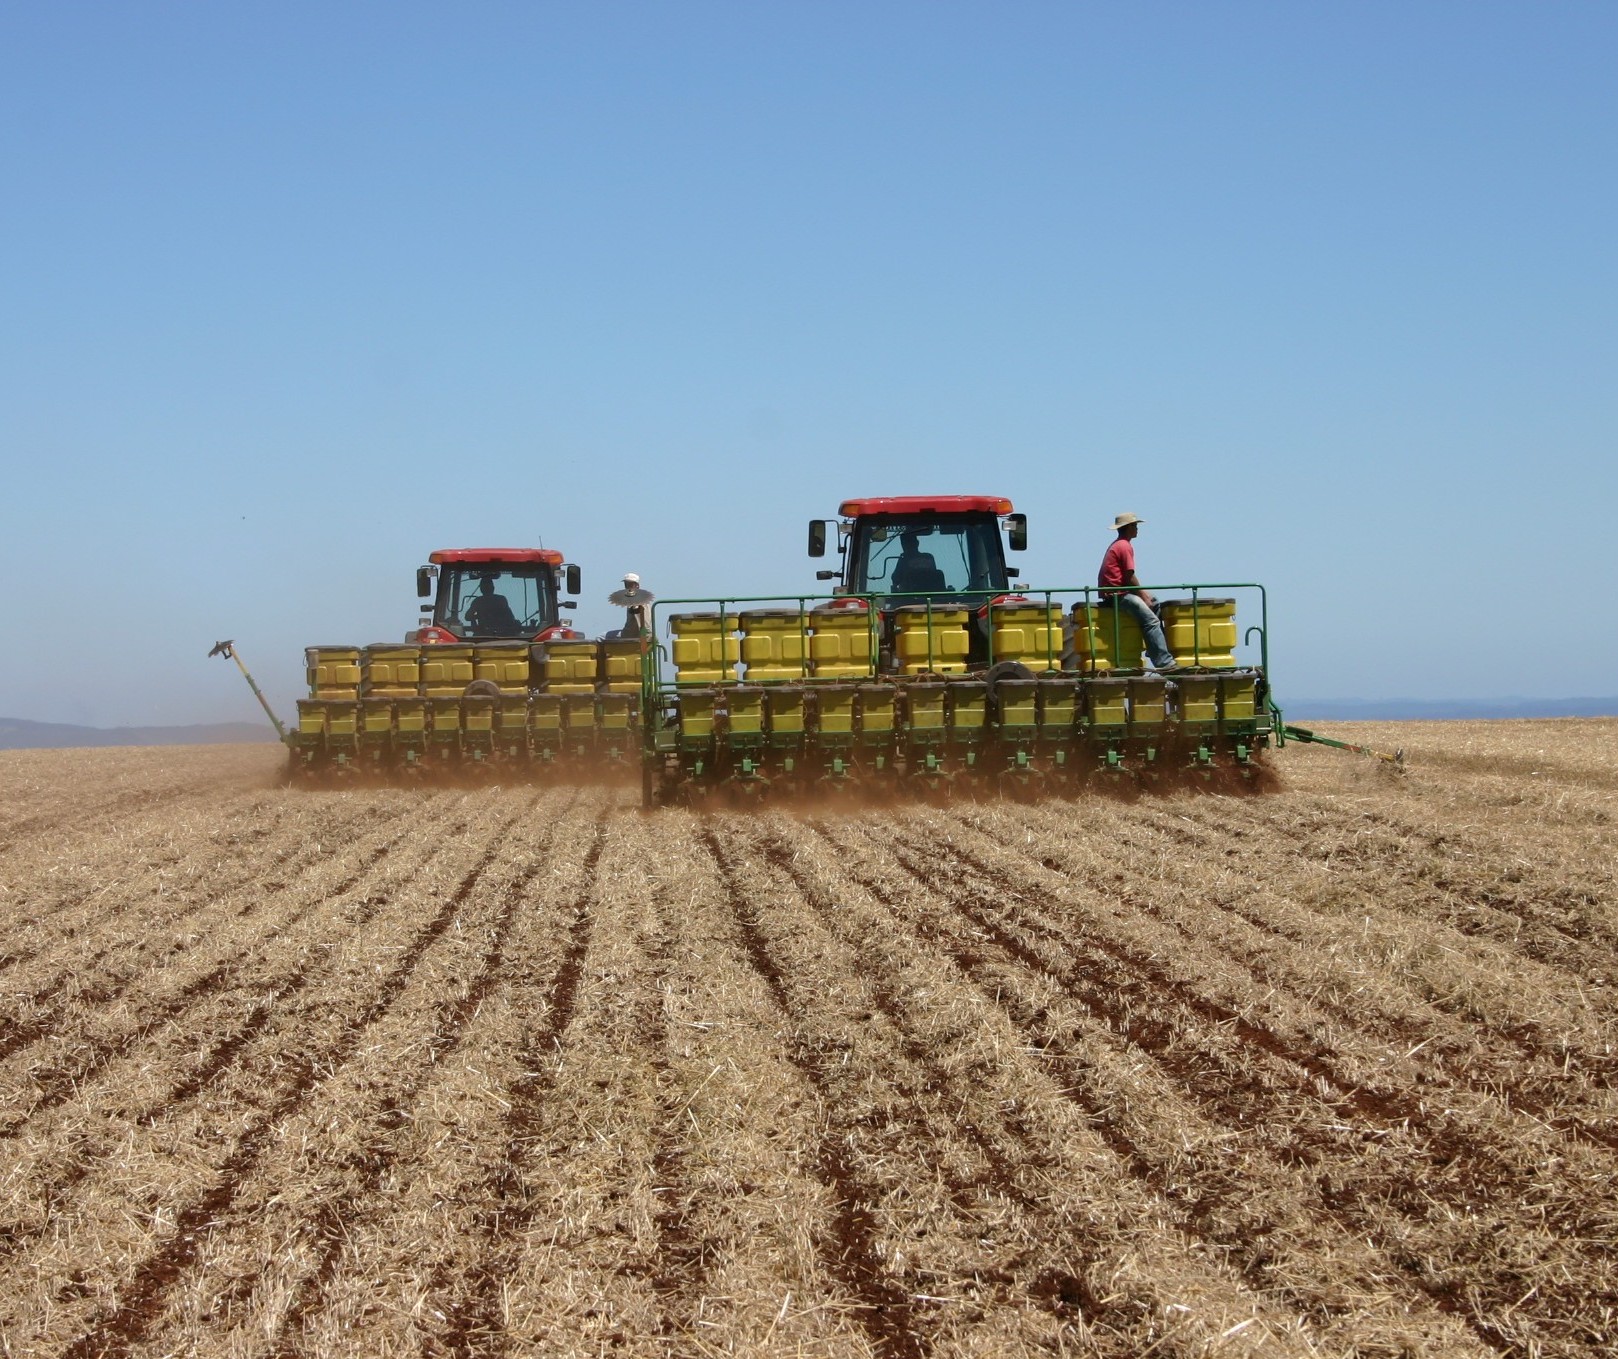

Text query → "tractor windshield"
[435,566,558,638]
[848,514,1009,600]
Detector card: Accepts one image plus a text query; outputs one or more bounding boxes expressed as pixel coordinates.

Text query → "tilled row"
[1183,788,1618,983]
[3,731,1613,1358]
[0,797,410,1071]
[773,811,1487,1357]
[696,814,1315,1358]
[1002,795,1618,1133]
[229,805,606,1358]
[0,799,461,1140]
[1121,796,1618,1105]
[387,812,613,1356]
[0,791,575,1353]
[4,786,392,941]
[0,746,283,859]
[836,801,1616,1356]
[456,809,880,1355]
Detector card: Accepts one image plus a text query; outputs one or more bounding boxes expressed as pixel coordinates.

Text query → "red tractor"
[412,548,584,643]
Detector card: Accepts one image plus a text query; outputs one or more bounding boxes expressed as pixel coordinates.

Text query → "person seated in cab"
[891,531,946,595]
[466,576,519,635]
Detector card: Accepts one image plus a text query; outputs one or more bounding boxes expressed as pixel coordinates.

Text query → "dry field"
[2,722,1615,1359]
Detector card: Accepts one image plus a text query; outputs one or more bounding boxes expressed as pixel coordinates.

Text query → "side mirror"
[1007,514,1027,552]
[565,564,581,595]
[416,566,434,598]
[559,600,577,610]
[808,520,827,557]
[815,570,838,581]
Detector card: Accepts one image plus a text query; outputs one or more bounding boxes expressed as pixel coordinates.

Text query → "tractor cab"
[809,496,1028,604]
[413,548,582,642]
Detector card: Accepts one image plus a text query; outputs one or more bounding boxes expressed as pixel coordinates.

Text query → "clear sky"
[4,2,1614,728]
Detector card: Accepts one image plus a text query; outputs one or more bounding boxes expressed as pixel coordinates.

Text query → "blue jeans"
[1112,594,1177,669]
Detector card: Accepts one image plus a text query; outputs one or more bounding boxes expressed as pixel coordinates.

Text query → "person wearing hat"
[1098,513,1178,672]
[608,572,654,638]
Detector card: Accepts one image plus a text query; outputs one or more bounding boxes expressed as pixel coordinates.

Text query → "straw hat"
[609,572,654,607]
[1113,512,1143,530]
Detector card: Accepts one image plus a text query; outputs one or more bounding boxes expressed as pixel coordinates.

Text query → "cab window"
[438,568,555,636]
[853,517,1006,596]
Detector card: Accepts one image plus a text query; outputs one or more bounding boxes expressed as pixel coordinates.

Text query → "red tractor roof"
[839,495,1014,518]
[429,548,564,566]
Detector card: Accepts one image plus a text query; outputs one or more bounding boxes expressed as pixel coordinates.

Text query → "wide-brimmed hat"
[1113,512,1143,530]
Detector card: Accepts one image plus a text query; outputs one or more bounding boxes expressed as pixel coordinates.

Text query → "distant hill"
[0,718,281,750]
[1284,697,1618,721]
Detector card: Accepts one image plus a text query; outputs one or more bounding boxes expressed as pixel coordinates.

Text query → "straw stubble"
[1,719,1614,1357]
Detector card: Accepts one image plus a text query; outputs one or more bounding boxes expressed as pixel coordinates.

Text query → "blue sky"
[4,2,1614,727]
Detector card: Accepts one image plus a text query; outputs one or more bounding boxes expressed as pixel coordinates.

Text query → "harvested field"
[1,721,1615,1358]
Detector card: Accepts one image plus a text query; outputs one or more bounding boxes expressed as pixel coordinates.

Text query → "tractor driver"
[891,531,944,595]
[466,576,520,635]
[1098,513,1179,672]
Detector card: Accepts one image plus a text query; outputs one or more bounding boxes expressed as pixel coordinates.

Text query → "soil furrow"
[1182,795,1618,973]
[4,729,1614,1358]
[637,893,714,1324]
[747,821,1052,1216]
[700,823,930,1359]
[435,811,609,1358]
[0,818,408,1073]
[818,818,1514,1353]
[263,798,558,1355]
[942,814,1618,1152]
[55,807,532,1359]
[0,823,426,1137]
[863,823,1601,1355]
[0,789,401,1022]
[1000,806,1618,1141]
[1,794,386,946]
[0,788,203,855]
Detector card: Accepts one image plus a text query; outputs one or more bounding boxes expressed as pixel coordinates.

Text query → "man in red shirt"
[1098,512,1178,671]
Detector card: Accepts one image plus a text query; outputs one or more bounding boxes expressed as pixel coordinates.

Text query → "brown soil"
[2,721,1614,1357]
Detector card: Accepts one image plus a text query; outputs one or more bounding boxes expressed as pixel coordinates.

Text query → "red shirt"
[1098,536,1134,592]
